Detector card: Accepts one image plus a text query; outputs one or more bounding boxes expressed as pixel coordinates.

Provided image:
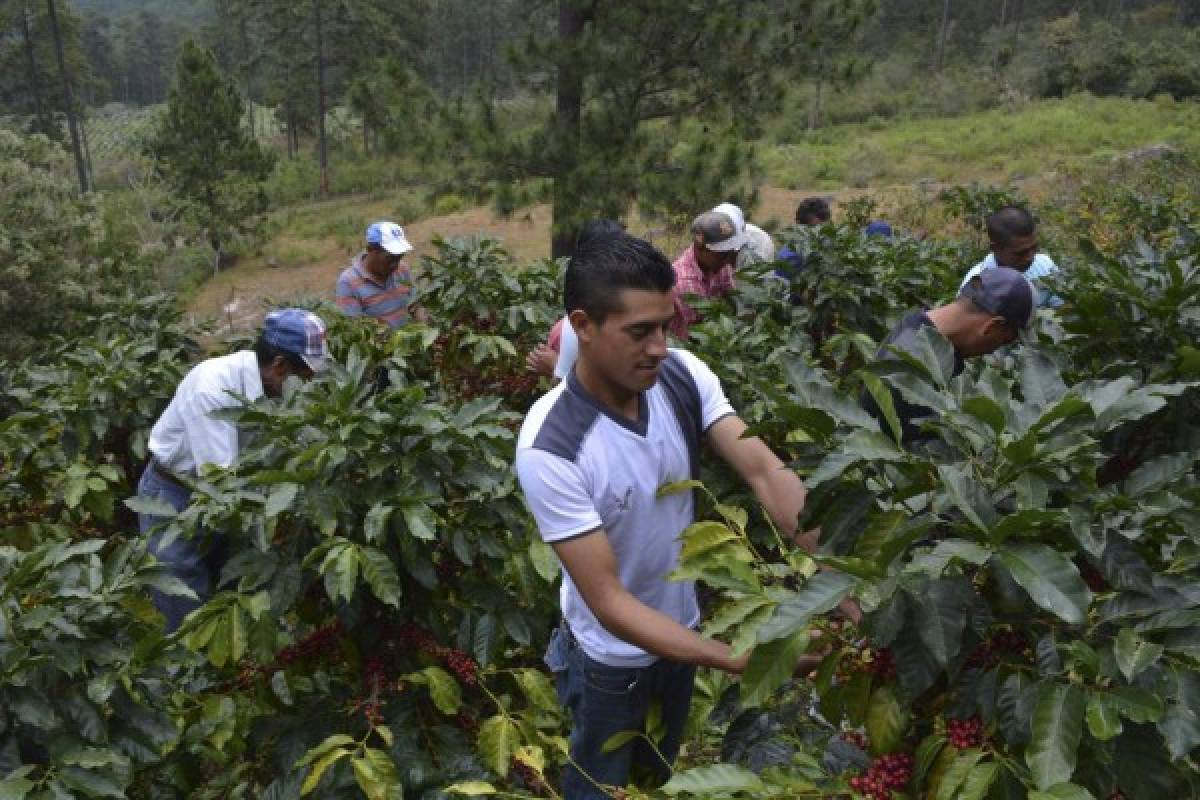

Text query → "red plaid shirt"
[671,245,735,338]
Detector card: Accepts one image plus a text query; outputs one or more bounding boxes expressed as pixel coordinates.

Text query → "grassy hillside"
[763,94,1200,189]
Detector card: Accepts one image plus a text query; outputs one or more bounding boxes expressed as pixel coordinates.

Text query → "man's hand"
[525,344,558,377]
[552,529,748,674]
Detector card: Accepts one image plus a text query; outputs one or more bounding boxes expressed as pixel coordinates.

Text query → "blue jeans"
[136,465,227,632]
[544,626,697,799]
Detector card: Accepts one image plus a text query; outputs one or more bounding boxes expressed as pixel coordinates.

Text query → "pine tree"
[460,0,817,258]
[787,0,878,130]
[146,40,275,276]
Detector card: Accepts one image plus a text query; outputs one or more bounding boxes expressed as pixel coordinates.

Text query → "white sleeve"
[516,447,602,542]
[672,349,736,431]
[554,317,578,380]
[1034,253,1059,274]
[181,389,240,470]
[959,261,985,293]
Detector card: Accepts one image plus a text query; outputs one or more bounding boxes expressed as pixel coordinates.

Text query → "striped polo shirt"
[335,253,414,328]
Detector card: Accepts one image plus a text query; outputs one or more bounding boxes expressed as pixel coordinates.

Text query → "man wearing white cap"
[136,308,329,631]
[670,203,771,338]
[336,220,421,328]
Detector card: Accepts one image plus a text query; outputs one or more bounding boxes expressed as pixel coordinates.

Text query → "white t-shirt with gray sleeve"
[515,349,735,667]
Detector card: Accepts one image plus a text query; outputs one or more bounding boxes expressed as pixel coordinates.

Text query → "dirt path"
[187,185,890,333]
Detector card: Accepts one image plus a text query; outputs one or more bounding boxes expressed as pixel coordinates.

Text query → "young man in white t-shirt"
[515,232,813,798]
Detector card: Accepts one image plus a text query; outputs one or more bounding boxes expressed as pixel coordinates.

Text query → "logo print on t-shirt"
[614,486,632,512]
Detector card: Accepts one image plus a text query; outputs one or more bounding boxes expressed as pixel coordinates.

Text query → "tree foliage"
[145,40,274,273]
[448,0,813,256]
[0,129,144,360]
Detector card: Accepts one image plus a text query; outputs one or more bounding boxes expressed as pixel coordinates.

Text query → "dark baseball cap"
[959,267,1033,329]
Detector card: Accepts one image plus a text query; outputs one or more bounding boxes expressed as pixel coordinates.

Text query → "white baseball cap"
[365,221,413,255]
[691,202,749,253]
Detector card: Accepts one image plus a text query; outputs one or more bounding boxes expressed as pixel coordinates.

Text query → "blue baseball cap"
[960,267,1033,329]
[263,309,329,372]
[365,221,413,255]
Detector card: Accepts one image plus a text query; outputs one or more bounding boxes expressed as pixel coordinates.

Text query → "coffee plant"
[2,176,1200,800]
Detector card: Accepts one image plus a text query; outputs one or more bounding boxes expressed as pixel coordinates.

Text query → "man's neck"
[573,359,640,422]
[924,306,968,353]
[358,253,390,284]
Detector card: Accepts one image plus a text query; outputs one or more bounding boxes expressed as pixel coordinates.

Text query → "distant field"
[762,94,1200,189]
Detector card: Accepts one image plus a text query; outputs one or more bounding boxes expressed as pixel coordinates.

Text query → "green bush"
[4,194,1200,799]
[0,130,149,360]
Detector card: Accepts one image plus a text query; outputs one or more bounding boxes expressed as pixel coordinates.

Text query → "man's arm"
[526,343,558,377]
[706,415,861,623]
[552,530,748,674]
[182,390,239,472]
[706,415,806,538]
[335,277,365,317]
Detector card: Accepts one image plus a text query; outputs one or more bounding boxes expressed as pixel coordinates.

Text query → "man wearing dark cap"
[863,268,1033,445]
[670,203,758,338]
[136,308,328,630]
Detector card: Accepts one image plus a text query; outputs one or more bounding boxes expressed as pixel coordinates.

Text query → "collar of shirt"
[352,252,399,290]
[981,252,1057,279]
[673,245,736,297]
[236,350,266,402]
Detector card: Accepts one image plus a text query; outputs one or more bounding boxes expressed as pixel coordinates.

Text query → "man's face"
[364,246,402,281]
[261,356,314,398]
[992,234,1038,271]
[575,288,675,396]
[694,243,736,274]
[960,315,1019,356]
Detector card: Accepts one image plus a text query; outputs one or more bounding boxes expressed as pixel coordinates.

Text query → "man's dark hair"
[254,336,308,373]
[563,232,675,322]
[576,218,625,248]
[795,196,832,225]
[986,205,1036,245]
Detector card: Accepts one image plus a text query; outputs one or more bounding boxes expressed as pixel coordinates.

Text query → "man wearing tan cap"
[669,202,770,338]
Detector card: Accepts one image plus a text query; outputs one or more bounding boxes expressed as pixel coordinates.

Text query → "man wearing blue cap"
[863,268,1033,445]
[336,221,421,328]
[136,308,328,630]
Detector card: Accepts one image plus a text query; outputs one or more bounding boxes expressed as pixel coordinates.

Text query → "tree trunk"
[20,3,51,136]
[213,243,221,278]
[460,0,469,93]
[239,15,255,139]
[313,0,329,195]
[999,0,1008,28]
[46,0,88,193]
[935,0,952,73]
[808,72,824,130]
[80,111,96,189]
[1011,0,1022,51]
[551,0,587,260]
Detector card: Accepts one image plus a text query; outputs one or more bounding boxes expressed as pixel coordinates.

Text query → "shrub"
[0,130,148,360]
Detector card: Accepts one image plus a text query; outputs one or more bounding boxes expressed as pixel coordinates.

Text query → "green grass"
[762,94,1200,190]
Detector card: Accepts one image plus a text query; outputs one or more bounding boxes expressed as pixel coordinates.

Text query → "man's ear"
[568,309,592,343]
[985,316,1009,336]
[266,355,292,381]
